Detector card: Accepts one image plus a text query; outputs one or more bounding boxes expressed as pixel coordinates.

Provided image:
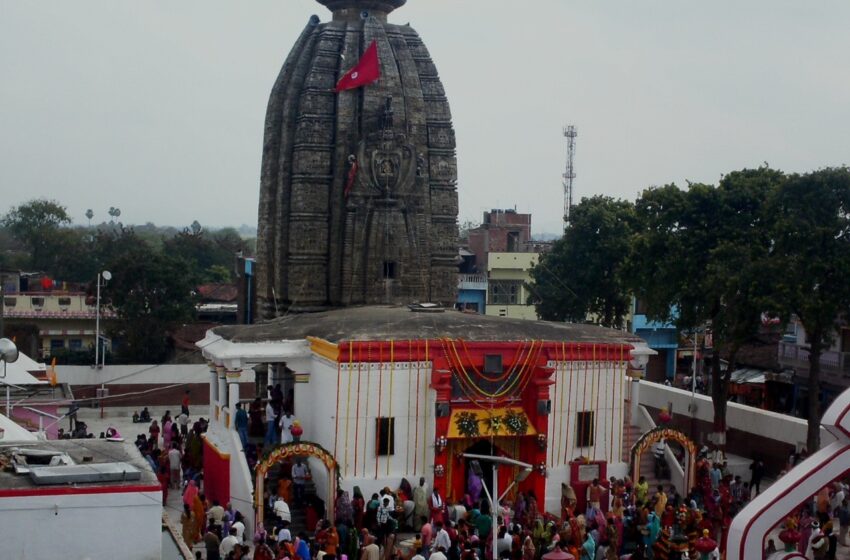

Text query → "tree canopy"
[529,196,635,328]
[765,167,850,450]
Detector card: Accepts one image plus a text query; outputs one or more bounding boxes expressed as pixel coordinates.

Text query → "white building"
[199,305,650,533]
[0,439,162,560]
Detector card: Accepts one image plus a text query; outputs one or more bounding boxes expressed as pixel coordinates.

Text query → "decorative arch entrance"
[630,427,696,495]
[255,442,339,529]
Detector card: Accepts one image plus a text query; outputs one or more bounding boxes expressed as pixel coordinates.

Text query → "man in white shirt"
[361,534,380,560]
[231,513,246,543]
[167,444,182,489]
[434,521,451,553]
[280,411,295,444]
[265,401,278,445]
[220,527,240,557]
[277,521,292,543]
[274,496,292,522]
[430,548,448,560]
[177,412,190,436]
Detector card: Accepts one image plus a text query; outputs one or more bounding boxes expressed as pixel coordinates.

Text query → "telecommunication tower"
[562,125,577,232]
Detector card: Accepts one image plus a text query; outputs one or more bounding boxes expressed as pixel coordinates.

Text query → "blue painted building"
[631,300,679,382]
[457,273,487,313]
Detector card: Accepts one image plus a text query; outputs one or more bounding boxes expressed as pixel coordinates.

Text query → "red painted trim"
[0,483,162,498]
[338,340,632,363]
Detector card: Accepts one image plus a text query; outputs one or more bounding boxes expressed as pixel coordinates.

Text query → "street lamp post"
[0,338,20,416]
[94,271,111,369]
[464,453,533,560]
[627,346,654,427]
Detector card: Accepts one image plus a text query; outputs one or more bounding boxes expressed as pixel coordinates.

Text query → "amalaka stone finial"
[316,0,406,16]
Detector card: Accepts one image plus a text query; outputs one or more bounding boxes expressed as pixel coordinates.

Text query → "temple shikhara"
[255,0,459,316]
[199,0,653,538]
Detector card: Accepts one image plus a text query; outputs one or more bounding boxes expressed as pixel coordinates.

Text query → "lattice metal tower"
[562,125,577,232]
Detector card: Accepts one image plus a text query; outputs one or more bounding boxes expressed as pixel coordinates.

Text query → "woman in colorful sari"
[181,504,197,547]
[183,479,199,508]
[352,486,366,530]
[336,488,354,525]
[193,492,207,541]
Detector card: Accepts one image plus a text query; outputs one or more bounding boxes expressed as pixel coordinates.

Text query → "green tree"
[528,196,636,328]
[630,168,782,445]
[105,247,197,363]
[766,167,850,451]
[2,199,71,271]
[163,226,249,283]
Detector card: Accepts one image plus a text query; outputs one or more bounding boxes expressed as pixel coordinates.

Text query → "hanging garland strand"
[448,340,537,404]
[445,338,538,402]
[457,338,522,383]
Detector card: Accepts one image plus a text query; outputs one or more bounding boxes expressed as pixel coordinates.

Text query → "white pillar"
[209,364,218,420]
[217,367,227,424]
[630,379,641,427]
[227,369,242,429]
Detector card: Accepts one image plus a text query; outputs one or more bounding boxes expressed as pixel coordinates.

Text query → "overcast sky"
[2,1,849,235]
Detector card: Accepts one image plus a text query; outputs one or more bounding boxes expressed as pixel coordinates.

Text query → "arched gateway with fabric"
[630,426,696,495]
[255,442,339,530]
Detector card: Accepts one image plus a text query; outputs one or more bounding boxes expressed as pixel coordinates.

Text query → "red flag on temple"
[335,40,380,92]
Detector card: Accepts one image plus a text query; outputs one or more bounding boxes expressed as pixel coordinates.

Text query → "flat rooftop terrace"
[0,438,157,491]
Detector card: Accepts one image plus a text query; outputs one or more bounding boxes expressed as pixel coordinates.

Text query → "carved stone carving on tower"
[255,0,459,317]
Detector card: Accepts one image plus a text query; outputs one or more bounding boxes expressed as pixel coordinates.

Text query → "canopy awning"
[730,368,767,385]
[447,406,537,439]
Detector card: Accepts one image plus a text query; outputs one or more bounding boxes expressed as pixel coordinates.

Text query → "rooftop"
[213,305,643,345]
[0,439,157,491]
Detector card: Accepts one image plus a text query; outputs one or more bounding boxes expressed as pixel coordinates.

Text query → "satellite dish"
[101,271,112,281]
[0,338,19,364]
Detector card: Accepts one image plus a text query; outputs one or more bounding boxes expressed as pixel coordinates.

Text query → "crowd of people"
[121,388,850,560]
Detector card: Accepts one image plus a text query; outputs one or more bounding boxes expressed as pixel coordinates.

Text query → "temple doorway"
[450,438,521,505]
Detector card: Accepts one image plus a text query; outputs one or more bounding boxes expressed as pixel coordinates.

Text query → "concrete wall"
[59,364,256,407]
[638,381,836,475]
[0,490,162,560]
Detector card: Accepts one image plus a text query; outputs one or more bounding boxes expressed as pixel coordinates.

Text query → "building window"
[507,231,520,252]
[3,297,15,307]
[375,417,395,456]
[50,339,65,351]
[69,339,83,351]
[489,280,522,305]
[382,261,398,280]
[575,411,595,447]
[31,297,45,308]
[483,354,503,374]
[58,297,71,307]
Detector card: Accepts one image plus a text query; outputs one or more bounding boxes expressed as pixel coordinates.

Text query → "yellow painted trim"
[201,434,231,460]
[308,336,340,362]
[447,406,537,438]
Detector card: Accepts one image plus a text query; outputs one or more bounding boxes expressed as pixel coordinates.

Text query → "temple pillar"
[208,363,218,420]
[227,369,242,429]
[217,366,227,424]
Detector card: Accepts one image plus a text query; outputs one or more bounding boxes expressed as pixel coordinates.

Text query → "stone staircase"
[621,414,672,491]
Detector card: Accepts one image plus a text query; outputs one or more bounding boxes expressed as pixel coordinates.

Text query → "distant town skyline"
[3,0,850,235]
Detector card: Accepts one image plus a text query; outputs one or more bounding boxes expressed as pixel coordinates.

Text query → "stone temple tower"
[255,0,459,317]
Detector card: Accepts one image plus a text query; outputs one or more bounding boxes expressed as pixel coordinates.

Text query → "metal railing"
[778,341,850,375]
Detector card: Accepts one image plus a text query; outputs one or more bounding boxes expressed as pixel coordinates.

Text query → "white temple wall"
[546,359,628,469]
[297,356,436,495]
